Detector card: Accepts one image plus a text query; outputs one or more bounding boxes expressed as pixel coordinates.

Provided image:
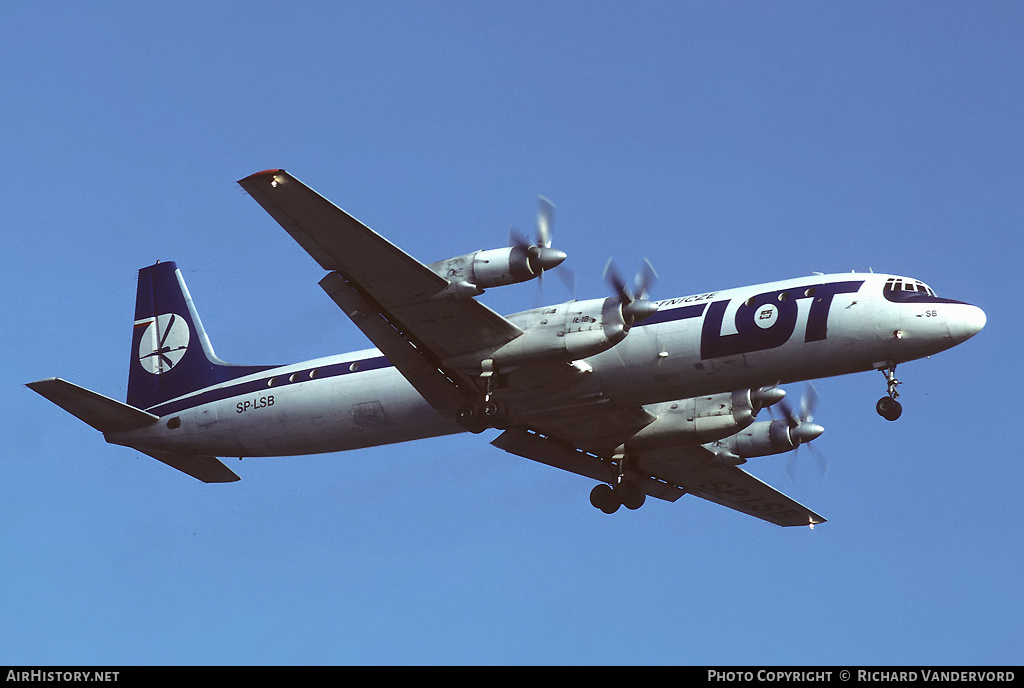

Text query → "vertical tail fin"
[127,262,274,410]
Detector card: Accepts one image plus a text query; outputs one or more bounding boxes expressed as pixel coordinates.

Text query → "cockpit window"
[884,277,935,297]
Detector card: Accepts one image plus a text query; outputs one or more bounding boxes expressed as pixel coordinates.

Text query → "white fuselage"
[107,272,984,459]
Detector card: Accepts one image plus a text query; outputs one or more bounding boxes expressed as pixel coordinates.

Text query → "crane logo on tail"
[136,313,190,374]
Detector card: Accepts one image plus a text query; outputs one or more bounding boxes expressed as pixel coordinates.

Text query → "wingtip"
[25,377,60,390]
[238,168,285,184]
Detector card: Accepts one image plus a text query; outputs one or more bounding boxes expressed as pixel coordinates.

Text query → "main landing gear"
[455,363,509,433]
[589,446,647,514]
[590,481,646,514]
[456,400,507,434]
[876,364,903,421]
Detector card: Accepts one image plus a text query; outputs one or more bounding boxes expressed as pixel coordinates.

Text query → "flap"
[318,271,472,417]
[491,428,685,502]
[519,397,657,454]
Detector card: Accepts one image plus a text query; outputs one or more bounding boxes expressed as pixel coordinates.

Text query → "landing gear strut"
[455,363,508,433]
[876,364,903,421]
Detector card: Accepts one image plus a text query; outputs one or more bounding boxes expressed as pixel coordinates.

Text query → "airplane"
[27,169,987,527]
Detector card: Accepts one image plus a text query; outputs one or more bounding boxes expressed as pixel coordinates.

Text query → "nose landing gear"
[876,364,903,421]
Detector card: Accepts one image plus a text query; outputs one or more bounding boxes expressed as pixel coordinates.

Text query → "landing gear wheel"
[590,484,620,514]
[456,405,487,434]
[876,396,903,421]
[481,400,508,430]
[615,480,646,510]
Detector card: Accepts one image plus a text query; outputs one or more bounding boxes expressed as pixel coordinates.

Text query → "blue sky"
[1,2,1020,665]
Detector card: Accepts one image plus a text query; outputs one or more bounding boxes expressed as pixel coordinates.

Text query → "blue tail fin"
[127,262,274,411]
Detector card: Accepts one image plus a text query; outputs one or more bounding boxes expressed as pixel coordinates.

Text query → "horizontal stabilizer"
[140,450,240,483]
[26,378,158,433]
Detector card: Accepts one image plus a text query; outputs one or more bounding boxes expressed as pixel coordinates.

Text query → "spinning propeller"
[509,196,567,278]
[776,384,827,481]
[604,258,660,325]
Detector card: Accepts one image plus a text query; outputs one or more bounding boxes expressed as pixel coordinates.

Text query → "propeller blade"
[557,265,577,299]
[778,397,799,427]
[603,259,631,302]
[800,383,819,423]
[536,196,554,248]
[509,225,529,249]
[779,383,819,427]
[808,442,829,478]
[635,258,658,300]
[788,442,829,483]
[604,258,660,324]
[783,383,827,482]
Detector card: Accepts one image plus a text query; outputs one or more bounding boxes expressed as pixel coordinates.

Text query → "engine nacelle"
[428,246,566,295]
[705,418,822,465]
[628,388,781,450]
[464,297,628,368]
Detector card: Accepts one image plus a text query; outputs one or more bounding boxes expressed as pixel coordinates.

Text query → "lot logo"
[136,313,190,374]
[701,280,863,359]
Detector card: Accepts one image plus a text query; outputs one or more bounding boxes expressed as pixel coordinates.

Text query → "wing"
[637,444,826,526]
[238,169,523,416]
[491,428,825,527]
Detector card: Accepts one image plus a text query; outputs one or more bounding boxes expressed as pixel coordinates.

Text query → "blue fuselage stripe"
[147,355,393,416]
[639,303,709,326]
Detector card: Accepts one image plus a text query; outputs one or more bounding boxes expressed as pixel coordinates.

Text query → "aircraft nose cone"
[947,304,986,344]
[791,422,824,444]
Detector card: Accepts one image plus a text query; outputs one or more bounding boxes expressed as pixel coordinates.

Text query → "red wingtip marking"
[239,168,284,182]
